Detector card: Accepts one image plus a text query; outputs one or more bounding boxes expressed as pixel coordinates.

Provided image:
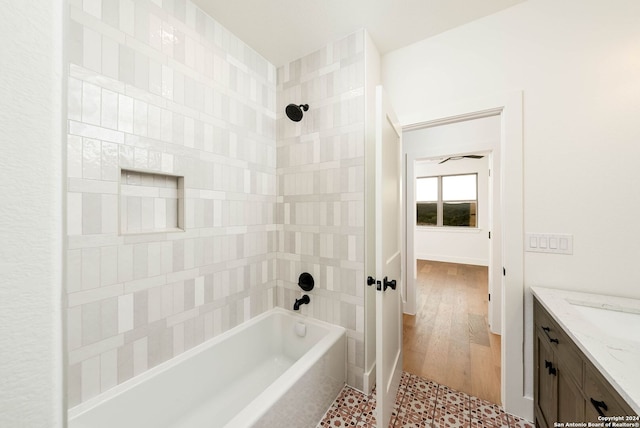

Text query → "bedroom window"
[416,173,477,227]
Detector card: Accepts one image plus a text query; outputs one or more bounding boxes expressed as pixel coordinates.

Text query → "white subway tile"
[117,94,134,133]
[81,356,101,401]
[161,23,174,58]
[67,135,83,180]
[194,276,204,306]
[101,0,119,28]
[132,337,148,376]
[82,193,102,235]
[118,245,134,283]
[147,286,161,323]
[99,246,118,287]
[147,242,162,277]
[82,82,101,126]
[82,138,102,180]
[83,26,102,73]
[133,100,148,136]
[101,36,119,80]
[81,247,101,291]
[161,284,173,318]
[68,77,83,122]
[172,323,184,355]
[134,52,149,91]
[133,1,149,45]
[160,109,172,142]
[100,89,118,130]
[100,349,118,392]
[134,147,148,169]
[133,243,148,280]
[67,305,82,352]
[117,293,133,333]
[149,13,162,51]
[101,194,118,234]
[119,0,135,36]
[149,60,162,96]
[83,0,101,19]
[67,193,83,236]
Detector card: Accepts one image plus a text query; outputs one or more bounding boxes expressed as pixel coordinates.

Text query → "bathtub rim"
[223,313,346,427]
[67,307,346,424]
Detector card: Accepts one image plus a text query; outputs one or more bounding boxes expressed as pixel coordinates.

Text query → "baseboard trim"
[363,363,376,395]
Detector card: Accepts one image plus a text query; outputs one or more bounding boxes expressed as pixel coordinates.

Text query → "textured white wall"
[0,1,64,427]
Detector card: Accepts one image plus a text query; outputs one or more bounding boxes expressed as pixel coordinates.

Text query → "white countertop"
[531,287,640,414]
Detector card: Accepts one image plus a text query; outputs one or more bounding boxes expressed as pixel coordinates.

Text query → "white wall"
[382,0,640,412]
[0,1,64,427]
[412,157,490,266]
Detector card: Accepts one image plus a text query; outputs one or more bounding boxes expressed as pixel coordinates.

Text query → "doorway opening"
[402,113,504,405]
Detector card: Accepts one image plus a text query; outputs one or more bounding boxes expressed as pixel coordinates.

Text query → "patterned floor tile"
[393,415,431,427]
[398,392,437,420]
[334,386,368,413]
[316,372,535,428]
[408,376,439,400]
[318,408,360,427]
[509,414,535,428]
[431,411,470,428]
[469,395,510,427]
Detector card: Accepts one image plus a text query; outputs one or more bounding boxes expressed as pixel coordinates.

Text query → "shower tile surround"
[66,0,277,406]
[65,0,368,407]
[276,33,367,388]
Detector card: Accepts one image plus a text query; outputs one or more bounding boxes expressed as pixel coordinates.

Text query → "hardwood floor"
[402,260,502,405]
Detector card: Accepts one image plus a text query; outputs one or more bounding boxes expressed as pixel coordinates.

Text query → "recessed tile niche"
[119,169,184,234]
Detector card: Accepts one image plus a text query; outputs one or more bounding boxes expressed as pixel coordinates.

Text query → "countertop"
[531,287,640,414]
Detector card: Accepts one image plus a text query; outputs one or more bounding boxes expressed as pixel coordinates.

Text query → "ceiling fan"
[438,154,485,164]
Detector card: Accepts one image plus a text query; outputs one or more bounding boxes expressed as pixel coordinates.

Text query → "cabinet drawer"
[534,301,583,385]
[584,363,635,418]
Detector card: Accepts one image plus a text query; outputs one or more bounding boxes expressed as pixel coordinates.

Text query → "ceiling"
[192,0,525,67]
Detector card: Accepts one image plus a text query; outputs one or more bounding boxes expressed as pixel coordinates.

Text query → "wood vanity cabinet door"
[535,330,557,428]
[584,363,636,420]
[557,365,585,423]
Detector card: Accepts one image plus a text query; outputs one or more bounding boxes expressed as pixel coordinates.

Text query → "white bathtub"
[68,307,346,428]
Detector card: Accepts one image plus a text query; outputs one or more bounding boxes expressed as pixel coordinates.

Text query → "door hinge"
[488,293,491,301]
[488,231,491,239]
[503,267,506,276]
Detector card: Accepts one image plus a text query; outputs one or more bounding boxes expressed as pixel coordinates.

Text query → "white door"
[375,85,403,428]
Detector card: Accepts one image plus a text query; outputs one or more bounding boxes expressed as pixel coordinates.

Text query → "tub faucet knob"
[293,294,310,310]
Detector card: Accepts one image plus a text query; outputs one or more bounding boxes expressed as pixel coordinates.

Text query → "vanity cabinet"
[534,298,636,427]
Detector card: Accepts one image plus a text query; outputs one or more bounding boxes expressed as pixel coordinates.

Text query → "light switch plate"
[525,233,573,254]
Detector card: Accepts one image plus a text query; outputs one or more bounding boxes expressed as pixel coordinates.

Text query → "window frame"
[416,173,478,228]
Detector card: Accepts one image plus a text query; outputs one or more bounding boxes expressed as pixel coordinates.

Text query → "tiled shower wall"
[276,31,367,389]
[65,0,277,406]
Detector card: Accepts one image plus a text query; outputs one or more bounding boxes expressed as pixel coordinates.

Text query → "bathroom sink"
[570,302,640,344]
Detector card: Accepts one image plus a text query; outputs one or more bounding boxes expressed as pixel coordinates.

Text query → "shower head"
[285,104,309,122]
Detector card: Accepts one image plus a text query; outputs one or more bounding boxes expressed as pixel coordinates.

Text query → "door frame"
[400,91,530,419]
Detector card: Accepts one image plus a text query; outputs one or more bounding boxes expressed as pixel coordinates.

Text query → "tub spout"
[293,294,310,310]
